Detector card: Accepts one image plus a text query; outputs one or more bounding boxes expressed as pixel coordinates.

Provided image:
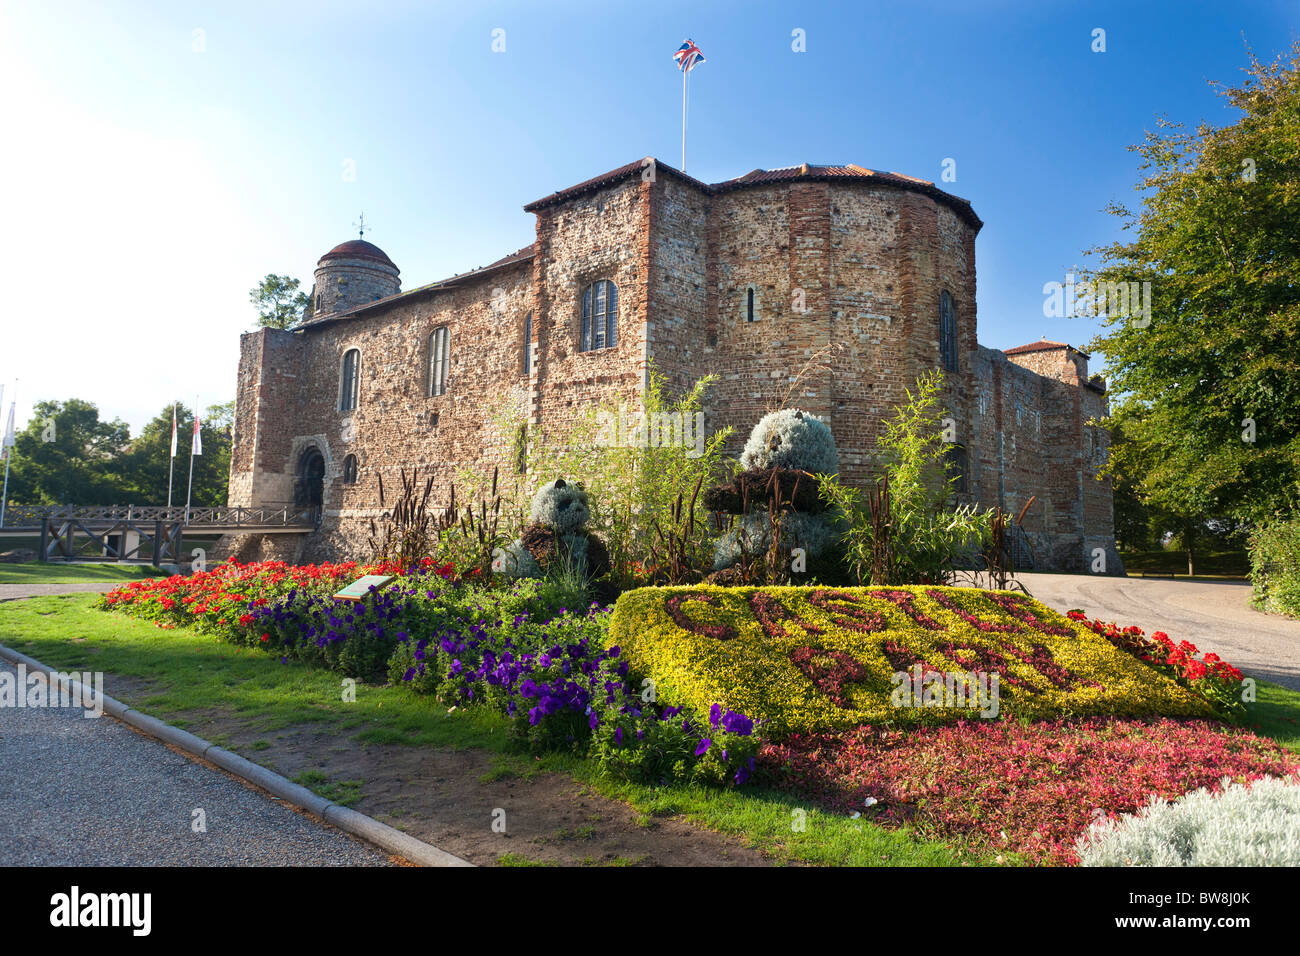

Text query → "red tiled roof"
[1004,339,1090,359]
[524,159,982,228]
[523,158,711,212]
[319,239,398,270]
[300,244,534,328]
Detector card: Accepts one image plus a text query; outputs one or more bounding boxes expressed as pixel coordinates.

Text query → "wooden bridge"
[0,505,318,565]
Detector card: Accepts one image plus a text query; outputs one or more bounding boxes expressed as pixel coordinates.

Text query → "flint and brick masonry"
[222,159,1121,573]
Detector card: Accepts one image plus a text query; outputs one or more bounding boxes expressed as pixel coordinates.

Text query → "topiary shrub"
[1078,775,1300,866]
[702,466,827,514]
[527,478,592,534]
[712,512,844,571]
[740,409,839,475]
[498,478,609,580]
[709,410,844,581]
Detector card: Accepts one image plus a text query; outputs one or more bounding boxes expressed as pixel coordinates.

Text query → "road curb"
[0,641,474,868]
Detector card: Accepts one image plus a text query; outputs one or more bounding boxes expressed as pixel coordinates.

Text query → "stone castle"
[222,158,1121,573]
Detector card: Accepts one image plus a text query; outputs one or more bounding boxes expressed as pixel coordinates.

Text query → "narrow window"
[579,280,618,351]
[340,349,360,411]
[523,313,532,375]
[342,454,358,485]
[429,327,449,396]
[747,287,755,322]
[945,443,968,494]
[513,424,527,475]
[939,290,958,372]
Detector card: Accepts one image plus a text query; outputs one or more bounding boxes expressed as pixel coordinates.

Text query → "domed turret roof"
[319,239,398,270]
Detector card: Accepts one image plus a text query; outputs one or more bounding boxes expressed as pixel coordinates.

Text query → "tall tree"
[5,399,130,505]
[250,273,310,329]
[1087,42,1300,573]
[117,401,233,507]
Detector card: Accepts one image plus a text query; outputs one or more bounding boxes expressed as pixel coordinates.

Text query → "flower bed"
[608,585,1217,735]
[761,718,1300,865]
[1066,610,1246,717]
[97,560,759,786]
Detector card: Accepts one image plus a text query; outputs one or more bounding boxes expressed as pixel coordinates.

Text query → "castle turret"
[311,239,400,316]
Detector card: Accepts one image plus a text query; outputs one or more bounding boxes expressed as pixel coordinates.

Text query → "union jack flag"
[673,39,705,73]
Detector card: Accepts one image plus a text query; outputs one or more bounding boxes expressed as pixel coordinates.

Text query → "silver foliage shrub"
[527,478,591,534]
[713,511,843,570]
[1077,775,1300,867]
[498,540,541,578]
[739,409,839,475]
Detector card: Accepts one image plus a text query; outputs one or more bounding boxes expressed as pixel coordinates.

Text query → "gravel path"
[0,582,119,602]
[0,661,393,866]
[1018,573,1300,691]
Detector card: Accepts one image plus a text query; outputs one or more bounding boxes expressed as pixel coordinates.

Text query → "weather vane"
[353,213,367,239]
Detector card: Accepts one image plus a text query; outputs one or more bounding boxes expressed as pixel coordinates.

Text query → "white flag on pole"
[2,401,15,455]
[170,403,178,458]
[192,404,202,456]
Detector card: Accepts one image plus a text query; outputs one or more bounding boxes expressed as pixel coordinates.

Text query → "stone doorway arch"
[294,447,326,525]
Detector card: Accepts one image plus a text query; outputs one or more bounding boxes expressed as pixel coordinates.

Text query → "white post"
[167,400,176,512]
[184,397,196,526]
[0,385,14,529]
[0,447,10,530]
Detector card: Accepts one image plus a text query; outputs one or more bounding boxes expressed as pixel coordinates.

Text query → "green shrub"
[1248,519,1300,616]
[820,370,988,585]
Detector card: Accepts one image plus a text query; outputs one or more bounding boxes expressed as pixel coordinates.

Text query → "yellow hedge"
[607,585,1213,735]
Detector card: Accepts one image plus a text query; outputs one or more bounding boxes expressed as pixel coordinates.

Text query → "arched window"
[747,287,756,323]
[340,349,360,411]
[523,313,532,375]
[944,443,968,494]
[342,454,358,485]
[429,327,450,396]
[580,280,618,352]
[939,290,958,372]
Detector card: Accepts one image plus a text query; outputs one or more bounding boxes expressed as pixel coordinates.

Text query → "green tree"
[117,401,233,507]
[5,399,130,505]
[250,273,310,329]
[1086,42,1300,572]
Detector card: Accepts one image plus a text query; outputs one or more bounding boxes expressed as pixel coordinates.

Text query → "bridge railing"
[4,504,319,530]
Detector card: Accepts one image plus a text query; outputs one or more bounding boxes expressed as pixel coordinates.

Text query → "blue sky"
[0,0,1295,434]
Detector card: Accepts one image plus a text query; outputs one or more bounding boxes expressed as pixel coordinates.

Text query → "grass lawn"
[0,594,979,867]
[1119,548,1250,578]
[0,561,165,585]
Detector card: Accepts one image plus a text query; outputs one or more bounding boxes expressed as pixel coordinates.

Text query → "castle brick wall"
[225,161,1120,573]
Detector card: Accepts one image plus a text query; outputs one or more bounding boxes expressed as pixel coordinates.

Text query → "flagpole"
[0,441,10,530]
[0,385,14,530]
[167,401,176,512]
[185,396,197,526]
[681,66,687,172]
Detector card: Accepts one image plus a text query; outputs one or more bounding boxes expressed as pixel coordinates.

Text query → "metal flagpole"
[0,385,14,530]
[0,437,9,530]
[184,396,197,525]
[681,65,687,172]
[167,401,176,512]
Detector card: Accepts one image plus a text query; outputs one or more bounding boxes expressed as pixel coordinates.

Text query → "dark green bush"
[1248,520,1300,617]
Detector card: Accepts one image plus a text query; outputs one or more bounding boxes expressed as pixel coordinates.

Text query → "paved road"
[0,582,120,602]
[1019,573,1300,691]
[0,661,392,866]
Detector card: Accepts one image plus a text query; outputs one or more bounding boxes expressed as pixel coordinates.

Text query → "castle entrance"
[294,448,325,525]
